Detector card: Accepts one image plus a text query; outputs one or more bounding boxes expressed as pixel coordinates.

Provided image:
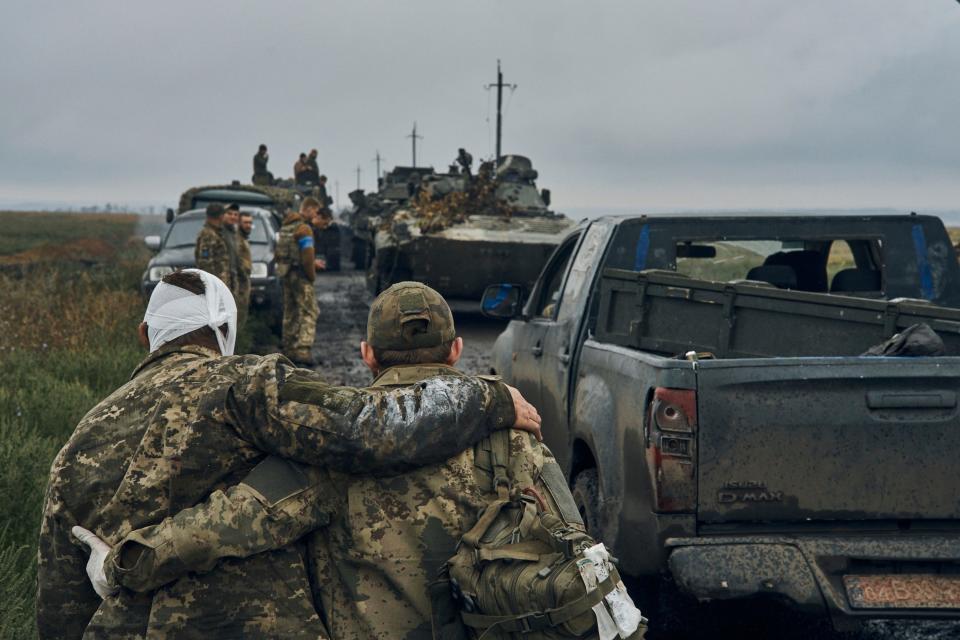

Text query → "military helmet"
[367,281,455,350]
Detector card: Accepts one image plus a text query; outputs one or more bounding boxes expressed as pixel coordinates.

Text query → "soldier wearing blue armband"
[276,197,323,365]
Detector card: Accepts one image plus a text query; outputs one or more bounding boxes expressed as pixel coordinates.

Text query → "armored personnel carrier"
[347,165,435,269]
[366,152,576,305]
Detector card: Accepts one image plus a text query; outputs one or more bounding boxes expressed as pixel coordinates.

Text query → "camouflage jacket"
[237,233,252,285]
[105,364,565,640]
[221,225,241,292]
[36,348,515,639]
[194,221,232,286]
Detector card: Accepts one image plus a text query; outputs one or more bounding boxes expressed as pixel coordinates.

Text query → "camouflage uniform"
[276,211,318,361]
[36,342,516,639]
[221,224,240,294]
[194,221,232,287]
[103,283,567,640]
[236,228,252,328]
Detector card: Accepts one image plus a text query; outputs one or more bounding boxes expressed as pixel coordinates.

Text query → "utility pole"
[406,122,423,167]
[355,165,362,191]
[485,59,516,165]
[334,180,340,209]
[372,150,384,181]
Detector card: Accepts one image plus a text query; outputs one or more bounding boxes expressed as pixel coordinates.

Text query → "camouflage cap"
[367,281,455,350]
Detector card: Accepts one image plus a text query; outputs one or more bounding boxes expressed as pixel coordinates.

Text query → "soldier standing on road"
[276,197,323,365]
[72,283,642,640]
[37,270,540,639]
[194,203,232,286]
[221,203,242,301]
[236,210,253,328]
[252,143,273,185]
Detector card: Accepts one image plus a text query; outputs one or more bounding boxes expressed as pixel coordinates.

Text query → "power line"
[484,60,517,164]
[406,122,423,167]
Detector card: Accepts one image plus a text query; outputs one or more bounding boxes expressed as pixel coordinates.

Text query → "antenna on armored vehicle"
[407,122,423,167]
[372,150,385,181]
[485,60,517,165]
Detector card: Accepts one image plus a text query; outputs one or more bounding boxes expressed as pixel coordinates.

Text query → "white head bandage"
[143,269,237,356]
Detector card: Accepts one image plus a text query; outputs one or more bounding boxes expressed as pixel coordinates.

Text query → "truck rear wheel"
[572,468,601,536]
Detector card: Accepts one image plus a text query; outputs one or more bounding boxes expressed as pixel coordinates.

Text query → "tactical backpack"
[274,220,300,278]
[431,431,646,640]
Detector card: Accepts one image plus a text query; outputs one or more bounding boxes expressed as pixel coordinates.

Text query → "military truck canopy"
[177,183,309,225]
[191,189,273,209]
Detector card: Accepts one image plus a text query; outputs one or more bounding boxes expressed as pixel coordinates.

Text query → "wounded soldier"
[73,282,645,639]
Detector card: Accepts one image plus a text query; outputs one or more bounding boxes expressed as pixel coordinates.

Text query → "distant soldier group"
[194,202,253,328]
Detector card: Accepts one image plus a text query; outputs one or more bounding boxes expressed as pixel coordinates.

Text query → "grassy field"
[0,211,149,637]
[0,210,278,637]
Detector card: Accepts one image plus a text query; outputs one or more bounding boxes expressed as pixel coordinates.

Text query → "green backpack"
[431,431,647,640]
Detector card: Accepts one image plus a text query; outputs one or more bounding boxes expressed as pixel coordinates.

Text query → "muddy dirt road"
[308,270,505,386]
[307,270,959,640]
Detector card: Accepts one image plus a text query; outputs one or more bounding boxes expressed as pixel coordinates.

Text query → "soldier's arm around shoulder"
[103,458,329,593]
[294,223,316,280]
[229,356,517,475]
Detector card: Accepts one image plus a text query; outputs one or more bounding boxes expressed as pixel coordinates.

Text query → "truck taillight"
[645,387,697,513]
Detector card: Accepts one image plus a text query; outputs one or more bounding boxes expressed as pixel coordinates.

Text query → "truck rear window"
[664,238,880,294]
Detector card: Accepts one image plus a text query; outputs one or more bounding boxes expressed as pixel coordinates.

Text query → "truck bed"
[596,268,960,358]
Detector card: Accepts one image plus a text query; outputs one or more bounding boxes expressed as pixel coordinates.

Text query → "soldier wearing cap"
[77,282,567,639]
[194,203,232,286]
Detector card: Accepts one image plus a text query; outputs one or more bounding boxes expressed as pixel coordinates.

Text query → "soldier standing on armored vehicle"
[252,144,273,185]
[294,152,310,185]
[318,174,332,212]
[276,197,322,365]
[306,149,320,184]
[194,203,232,286]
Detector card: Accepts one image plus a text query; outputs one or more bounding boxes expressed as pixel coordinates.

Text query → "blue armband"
[298,236,315,250]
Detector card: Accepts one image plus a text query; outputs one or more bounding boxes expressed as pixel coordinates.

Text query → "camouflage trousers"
[235,280,251,329]
[282,275,317,356]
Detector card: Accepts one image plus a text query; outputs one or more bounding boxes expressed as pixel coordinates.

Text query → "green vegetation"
[0,211,271,637]
[0,212,147,637]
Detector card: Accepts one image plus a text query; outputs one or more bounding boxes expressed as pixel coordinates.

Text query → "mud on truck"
[483,213,960,632]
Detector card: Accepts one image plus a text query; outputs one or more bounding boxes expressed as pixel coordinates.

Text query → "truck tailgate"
[696,357,960,524]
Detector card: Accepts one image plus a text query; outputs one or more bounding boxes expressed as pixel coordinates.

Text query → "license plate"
[844,574,960,609]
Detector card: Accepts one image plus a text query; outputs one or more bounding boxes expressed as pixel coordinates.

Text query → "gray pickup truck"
[482,214,960,629]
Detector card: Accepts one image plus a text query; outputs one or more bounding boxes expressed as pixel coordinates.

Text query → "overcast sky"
[1,1,959,212]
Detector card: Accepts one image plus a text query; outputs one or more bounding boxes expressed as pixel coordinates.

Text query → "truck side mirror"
[144,235,161,251]
[541,189,551,207]
[165,208,175,224]
[481,284,525,319]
